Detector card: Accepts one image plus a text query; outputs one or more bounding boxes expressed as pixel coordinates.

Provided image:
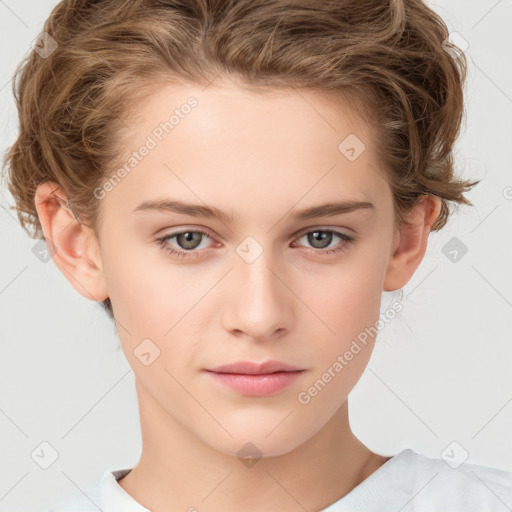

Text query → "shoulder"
[40,468,140,512]
[41,484,101,512]
[379,449,512,511]
[329,448,512,512]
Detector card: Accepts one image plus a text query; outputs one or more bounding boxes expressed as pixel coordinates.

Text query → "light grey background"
[1,1,511,510]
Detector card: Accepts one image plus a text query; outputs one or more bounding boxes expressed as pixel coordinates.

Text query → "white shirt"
[42,449,512,511]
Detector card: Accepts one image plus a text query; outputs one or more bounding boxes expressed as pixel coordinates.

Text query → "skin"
[34,80,441,512]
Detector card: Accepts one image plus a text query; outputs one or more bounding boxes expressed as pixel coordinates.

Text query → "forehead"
[102,80,390,224]
[122,79,374,149]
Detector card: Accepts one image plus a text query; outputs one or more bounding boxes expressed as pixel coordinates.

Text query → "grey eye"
[174,231,204,250]
[305,230,334,249]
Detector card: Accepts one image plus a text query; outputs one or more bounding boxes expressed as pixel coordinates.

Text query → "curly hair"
[1,0,479,321]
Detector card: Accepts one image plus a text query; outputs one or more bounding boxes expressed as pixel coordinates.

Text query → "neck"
[118,381,388,512]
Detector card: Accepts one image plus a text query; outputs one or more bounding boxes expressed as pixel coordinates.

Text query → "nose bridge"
[241,247,280,298]
[224,237,291,339]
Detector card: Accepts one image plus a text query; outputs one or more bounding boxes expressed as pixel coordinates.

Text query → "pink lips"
[204,360,305,396]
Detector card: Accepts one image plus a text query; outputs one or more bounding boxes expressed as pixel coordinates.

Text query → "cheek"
[295,268,384,418]
[303,259,385,347]
[102,243,209,367]
[101,236,187,328]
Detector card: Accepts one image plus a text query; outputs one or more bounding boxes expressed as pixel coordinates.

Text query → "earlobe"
[34,181,109,302]
[383,195,441,292]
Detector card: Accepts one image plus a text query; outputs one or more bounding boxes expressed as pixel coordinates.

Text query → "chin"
[198,421,315,460]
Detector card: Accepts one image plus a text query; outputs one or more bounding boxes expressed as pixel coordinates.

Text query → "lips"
[204,360,305,396]
[206,360,304,375]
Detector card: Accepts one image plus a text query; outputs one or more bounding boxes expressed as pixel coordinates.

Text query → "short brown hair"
[2,0,479,321]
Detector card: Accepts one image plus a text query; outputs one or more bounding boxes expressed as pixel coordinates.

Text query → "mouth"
[203,360,305,396]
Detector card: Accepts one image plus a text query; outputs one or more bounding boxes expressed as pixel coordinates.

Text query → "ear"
[34,181,109,302]
[383,195,441,292]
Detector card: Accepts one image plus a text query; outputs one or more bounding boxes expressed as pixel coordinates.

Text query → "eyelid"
[162,228,218,247]
[157,224,354,243]
[292,225,355,239]
[159,227,355,261]
[156,224,216,237]
[157,225,356,257]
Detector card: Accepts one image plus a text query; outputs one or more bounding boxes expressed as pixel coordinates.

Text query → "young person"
[3,0,511,510]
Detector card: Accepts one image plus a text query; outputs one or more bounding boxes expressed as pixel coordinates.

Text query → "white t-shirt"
[42,449,512,511]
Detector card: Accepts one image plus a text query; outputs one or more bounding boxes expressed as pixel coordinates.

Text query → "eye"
[291,228,356,256]
[156,227,356,260]
[156,229,214,259]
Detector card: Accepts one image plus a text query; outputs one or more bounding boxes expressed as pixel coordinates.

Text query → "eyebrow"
[132,198,375,223]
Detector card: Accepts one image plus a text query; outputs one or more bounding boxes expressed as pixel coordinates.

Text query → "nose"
[221,247,294,342]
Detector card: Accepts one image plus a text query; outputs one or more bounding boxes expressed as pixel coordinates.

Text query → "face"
[92,80,399,457]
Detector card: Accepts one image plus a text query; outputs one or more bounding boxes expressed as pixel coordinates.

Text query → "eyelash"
[156,228,356,260]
